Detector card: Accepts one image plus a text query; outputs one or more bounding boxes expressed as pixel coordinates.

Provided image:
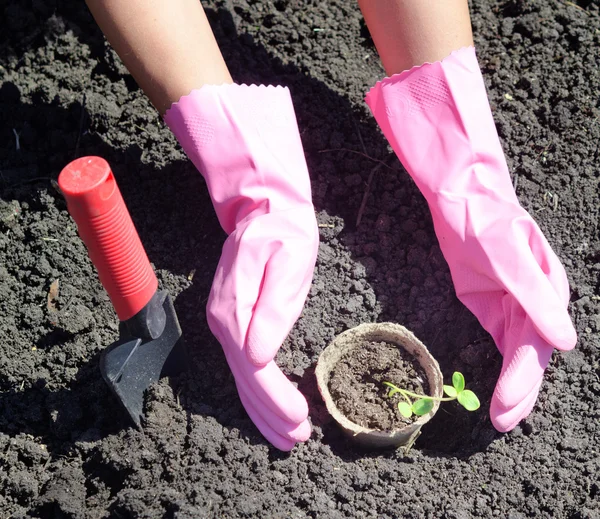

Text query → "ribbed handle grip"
[58,157,158,321]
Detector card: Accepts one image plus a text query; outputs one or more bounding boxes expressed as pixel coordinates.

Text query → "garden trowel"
[58,156,187,426]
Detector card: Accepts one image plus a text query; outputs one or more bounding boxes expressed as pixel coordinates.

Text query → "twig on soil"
[133,124,148,134]
[356,162,383,227]
[318,148,396,171]
[42,237,59,242]
[12,128,20,151]
[352,117,368,156]
[42,455,52,471]
[47,279,60,313]
[61,296,74,315]
[429,326,443,351]
[543,191,559,212]
[535,142,552,161]
[318,223,335,228]
[562,1,590,14]
[73,93,87,159]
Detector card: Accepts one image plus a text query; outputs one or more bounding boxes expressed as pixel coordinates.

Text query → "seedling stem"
[383,371,480,419]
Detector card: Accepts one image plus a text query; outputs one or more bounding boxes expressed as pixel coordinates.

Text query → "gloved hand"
[165,84,318,450]
[365,46,577,431]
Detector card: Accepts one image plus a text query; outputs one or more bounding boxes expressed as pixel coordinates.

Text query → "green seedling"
[383,371,480,419]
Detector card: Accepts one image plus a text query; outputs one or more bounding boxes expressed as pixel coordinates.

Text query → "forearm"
[357,0,474,75]
[86,0,232,114]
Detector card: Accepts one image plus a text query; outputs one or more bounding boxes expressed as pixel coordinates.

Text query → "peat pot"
[315,322,444,449]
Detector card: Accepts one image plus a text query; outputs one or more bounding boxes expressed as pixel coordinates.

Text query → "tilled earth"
[1,0,599,517]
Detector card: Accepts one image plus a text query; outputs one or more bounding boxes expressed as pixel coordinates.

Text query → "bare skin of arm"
[85,0,232,115]
[357,0,474,75]
[86,0,472,112]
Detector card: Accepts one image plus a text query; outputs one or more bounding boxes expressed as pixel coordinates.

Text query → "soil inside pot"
[328,340,431,430]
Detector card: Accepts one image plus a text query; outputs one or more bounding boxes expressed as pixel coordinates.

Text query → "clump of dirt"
[329,340,431,429]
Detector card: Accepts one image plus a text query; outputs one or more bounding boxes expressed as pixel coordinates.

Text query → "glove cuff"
[365,46,516,202]
[164,84,314,234]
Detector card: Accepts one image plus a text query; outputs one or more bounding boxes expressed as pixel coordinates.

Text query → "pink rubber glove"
[365,46,577,431]
[164,84,318,450]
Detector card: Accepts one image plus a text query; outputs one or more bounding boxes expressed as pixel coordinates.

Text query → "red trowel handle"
[58,156,158,322]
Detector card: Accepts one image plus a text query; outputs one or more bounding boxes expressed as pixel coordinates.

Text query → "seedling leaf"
[443,385,458,398]
[457,390,480,411]
[398,402,413,418]
[452,372,465,392]
[412,399,434,416]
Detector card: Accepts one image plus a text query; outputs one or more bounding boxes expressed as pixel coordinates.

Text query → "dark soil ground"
[328,340,431,430]
[1,0,599,517]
